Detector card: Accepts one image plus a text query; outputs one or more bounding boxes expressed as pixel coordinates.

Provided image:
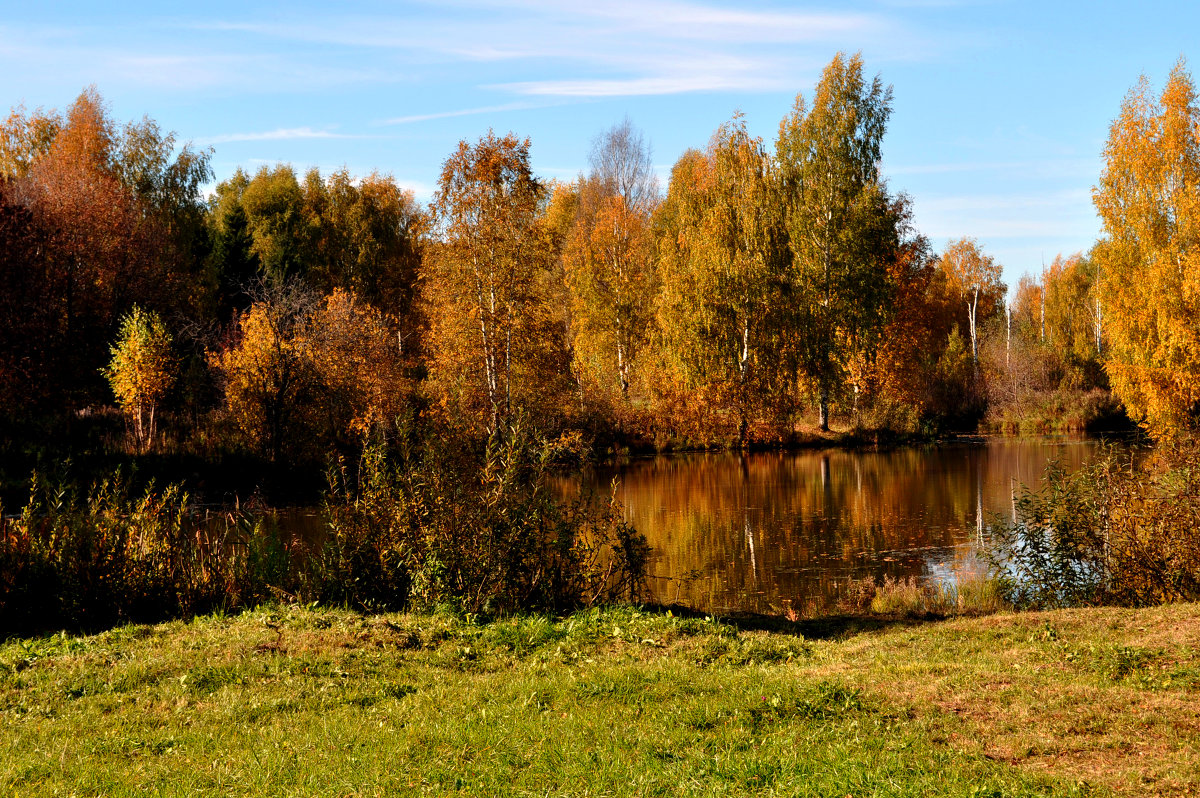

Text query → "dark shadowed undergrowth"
[0,420,648,635]
[0,470,288,634]
[316,417,648,614]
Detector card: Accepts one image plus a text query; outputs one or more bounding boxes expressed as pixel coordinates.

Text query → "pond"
[577,437,1103,614]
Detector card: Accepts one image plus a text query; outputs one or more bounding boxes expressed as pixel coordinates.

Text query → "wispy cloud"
[886,158,1098,178]
[488,0,883,43]
[497,75,775,97]
[203,2,885,50]
[379,102,542,126]
[198,127,369,145]
[191,1,920,99]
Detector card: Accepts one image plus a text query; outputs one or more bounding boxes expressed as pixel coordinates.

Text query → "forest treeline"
[2,53,1195,499]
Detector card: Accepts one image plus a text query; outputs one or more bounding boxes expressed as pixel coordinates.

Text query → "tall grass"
[0,471,289,634]
[838,571,1010,617]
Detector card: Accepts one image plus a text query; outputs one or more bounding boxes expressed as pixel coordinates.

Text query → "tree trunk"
[738,322,750,449]
[616,340,629,398]
[967,290,979,369]
[1005,305,1011,369]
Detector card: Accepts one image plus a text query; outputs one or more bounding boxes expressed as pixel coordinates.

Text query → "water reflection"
[578,438,1100,614]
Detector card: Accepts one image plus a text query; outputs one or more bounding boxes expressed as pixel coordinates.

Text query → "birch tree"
[423,132,558,434]
[562,120,659,401]
[656,115,786,446]
[103,307,176,453]
[776,52,899,431]
[939,237,1003,370]
[1093,60,1200,435]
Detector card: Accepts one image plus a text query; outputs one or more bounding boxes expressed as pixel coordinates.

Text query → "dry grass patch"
[796,605,1200,795]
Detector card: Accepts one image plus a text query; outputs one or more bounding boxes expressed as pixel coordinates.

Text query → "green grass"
[3,604,1200,796]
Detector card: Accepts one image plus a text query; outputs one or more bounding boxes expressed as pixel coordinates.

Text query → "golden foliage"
[0,103,61,179]
[305,288,410,438]
[213,299,314,461]
[103,306,176,452]
[1094,60,1200,435]
[938,237,1004,366]
[212,288,409,459]
[654,118,785,444]
[562,182,656,400]
[422,132,568,434]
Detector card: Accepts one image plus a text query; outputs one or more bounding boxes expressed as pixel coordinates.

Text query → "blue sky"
[3,1,1197,288]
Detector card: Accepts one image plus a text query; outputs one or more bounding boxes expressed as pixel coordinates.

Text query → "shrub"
[988,439,1200,608]
[845,573,1008,617]
[314,416,648,614]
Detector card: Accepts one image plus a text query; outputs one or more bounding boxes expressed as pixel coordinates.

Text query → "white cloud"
[189,2,921,100]
[498,74,784,97]
[490,0,883,43]
[198,127,367,145]
[395,178,438,200]
[204,2,884,50]
[379,102,542,126]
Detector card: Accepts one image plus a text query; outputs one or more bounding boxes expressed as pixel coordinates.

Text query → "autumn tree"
[212,285,319,462]
[1010,273,1043,343]
[562,120,659,403]
[422,132,566,434]
[588,117,659,215]
[303,168,424,318]
[238,165,314,285]
[656,116,786,445]
[212,282,411,460]
[0,88,214,426]
[845,200,955,426]
[208,166,423,326]
[7,89,164,408]
[1043,253,1102,380]
[776,52,899,431]
[303,288,410,442]
[1093,60,1200,434]
[112,114,214,310]
[939,237,1003,369]
[0,104,61,179]
[103,306,176,452]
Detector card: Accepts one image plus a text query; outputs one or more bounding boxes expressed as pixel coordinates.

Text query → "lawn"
[2,603,1198,796]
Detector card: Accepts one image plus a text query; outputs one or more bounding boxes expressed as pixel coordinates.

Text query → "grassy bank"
[981,389,1130,436]
[3,603,1199,796]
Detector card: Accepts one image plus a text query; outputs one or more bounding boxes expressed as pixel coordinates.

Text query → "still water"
[577,438,1102,614]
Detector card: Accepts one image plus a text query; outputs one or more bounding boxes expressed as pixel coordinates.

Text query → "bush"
[988,439,1200,608]
[314,416,648,614]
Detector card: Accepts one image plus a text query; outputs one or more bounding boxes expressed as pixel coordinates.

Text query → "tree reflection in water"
[576,438,1101,614]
